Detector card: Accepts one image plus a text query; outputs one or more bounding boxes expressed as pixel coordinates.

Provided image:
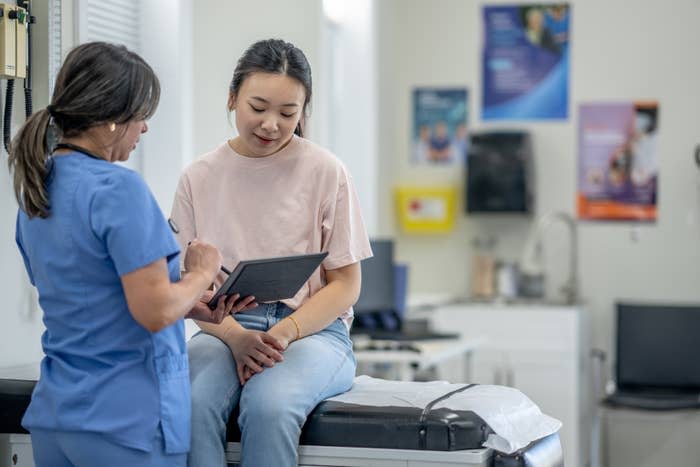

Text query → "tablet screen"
[207,252,328,309]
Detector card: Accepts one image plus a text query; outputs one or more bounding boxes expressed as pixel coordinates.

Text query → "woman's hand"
[237,318,299,381]
[225,328,285,384]
[240,365,255,383]
[266,318,298,351]
[185,291,258,323]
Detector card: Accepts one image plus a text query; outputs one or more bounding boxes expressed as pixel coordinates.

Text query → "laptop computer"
[351,239,458,341]
[605,302,700,410]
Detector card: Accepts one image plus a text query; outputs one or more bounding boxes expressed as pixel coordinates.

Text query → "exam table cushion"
[1,378,490,450]
[0,377,560,464]
[226,401,493,451]
[1,378,491,450]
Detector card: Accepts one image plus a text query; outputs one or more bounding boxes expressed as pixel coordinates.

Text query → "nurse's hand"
[228,294,259,314]
[226,329,285,384]
[185,292,235,324]
[183,239,222,283]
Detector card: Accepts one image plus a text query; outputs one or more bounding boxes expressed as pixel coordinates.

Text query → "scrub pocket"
[154,352,191,454]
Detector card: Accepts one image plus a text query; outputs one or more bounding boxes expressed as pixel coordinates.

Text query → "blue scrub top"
[16,152,190,454]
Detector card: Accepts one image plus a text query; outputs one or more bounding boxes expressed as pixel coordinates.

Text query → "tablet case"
[207,252,328,309]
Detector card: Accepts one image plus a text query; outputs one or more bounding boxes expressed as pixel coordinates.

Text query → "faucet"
[520,211,578,305]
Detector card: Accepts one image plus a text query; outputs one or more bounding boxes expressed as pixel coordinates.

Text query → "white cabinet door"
[508,353,578,467]
[469,349,579,467]
[470,349,506,385]
[427,304,585,467]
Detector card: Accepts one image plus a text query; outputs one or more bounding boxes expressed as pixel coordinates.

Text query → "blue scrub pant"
[30,426,186,467]
[187,302,356,467]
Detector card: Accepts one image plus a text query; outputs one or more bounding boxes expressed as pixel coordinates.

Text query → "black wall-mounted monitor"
[466,131,533,214]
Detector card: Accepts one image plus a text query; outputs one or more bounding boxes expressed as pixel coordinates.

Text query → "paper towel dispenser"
[466,131,533,214]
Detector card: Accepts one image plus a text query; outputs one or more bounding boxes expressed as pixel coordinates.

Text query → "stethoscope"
[45,142,105,177]
[53,142,104,160]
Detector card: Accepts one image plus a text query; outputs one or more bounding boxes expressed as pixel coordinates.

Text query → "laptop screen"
[617,303,700,391]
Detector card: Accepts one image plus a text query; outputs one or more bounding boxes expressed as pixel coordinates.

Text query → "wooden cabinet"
[428,304,590,467]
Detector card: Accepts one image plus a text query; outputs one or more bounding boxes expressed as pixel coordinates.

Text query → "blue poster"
[482,4,570,120]
[412,88,468,165]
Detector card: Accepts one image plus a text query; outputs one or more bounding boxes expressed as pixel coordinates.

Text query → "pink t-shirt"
[171,135,372,323]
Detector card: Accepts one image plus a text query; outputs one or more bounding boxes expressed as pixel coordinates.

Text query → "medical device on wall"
[0,3,27,78]
[0,0,35,152]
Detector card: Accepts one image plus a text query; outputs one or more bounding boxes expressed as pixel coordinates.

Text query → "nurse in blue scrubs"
[7,42,251,467]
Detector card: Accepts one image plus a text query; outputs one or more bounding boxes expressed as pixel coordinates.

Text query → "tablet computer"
[207,252,329,309]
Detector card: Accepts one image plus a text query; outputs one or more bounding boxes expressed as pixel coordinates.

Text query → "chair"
[590,302,700,467]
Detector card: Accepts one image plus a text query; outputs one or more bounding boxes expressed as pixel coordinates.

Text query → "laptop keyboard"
[363,330,459,341]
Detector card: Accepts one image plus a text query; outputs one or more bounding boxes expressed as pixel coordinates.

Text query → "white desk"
[353,336,484,382]
[0,364,40,380]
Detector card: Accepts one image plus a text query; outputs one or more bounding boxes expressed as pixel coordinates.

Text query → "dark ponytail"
[7,108,52,218]
[7,41,160,219]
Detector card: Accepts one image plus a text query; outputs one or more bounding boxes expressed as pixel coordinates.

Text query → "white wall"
[4,0,698,375]
[140,0,193,215]
[0,0,54,366]
[0,0,194,364]
[0,0,339,363]
[183,0,382,230]
[191,0,323,157]
[320,0,378,234]
[376,0,700,355]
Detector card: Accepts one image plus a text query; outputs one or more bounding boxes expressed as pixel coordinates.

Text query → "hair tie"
[46,105,55,116]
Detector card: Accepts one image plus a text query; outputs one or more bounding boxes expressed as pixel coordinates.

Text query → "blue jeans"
[31,427,185,467]
[187,303,356,467]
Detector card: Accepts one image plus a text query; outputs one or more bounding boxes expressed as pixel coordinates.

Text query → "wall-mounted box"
[0,4,18,78]
[466,131,533,214]
[395,186,457,234]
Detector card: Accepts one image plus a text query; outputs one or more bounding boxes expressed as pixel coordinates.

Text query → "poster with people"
[412,87,468,165]
[482,4,570,120]
[578,102,659,221]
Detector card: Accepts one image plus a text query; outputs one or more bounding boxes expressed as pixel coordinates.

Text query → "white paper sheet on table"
[326,375,562,454]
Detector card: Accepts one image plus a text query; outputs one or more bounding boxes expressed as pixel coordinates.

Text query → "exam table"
[1,376,563,467]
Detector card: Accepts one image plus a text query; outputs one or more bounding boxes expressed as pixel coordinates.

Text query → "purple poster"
[578,102,659,221]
